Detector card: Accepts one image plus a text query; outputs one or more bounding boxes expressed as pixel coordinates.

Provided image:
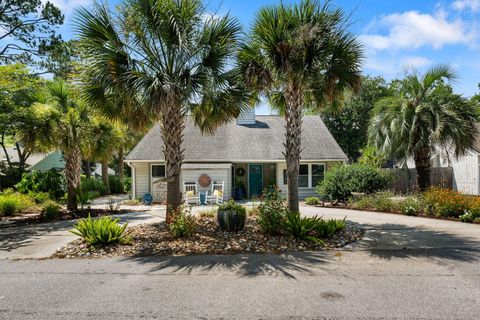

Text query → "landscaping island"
[53,216,363,258]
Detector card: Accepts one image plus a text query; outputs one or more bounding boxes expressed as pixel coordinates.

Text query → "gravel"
[53,217,364,258]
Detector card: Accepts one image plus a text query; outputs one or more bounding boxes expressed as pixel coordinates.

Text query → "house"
[0,147,64,172]
[125,110,348,202]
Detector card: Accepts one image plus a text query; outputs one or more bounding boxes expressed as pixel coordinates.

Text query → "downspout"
[126,161,135,199]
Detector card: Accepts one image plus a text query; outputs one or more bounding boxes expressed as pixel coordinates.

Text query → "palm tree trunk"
[414,147,431,191]
[82,160,91,178]
[161,101,184,224]
[284,83,303,213]
[102,160,111,194]
[65,147,82,211]
[118,146,125,193]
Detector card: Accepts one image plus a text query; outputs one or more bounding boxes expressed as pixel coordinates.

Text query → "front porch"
[231,163,277,199]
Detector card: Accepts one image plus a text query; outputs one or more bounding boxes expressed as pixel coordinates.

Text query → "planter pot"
[217,209,246,232]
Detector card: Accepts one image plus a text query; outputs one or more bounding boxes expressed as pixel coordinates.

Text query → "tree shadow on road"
[355,223,480,262]
[121,250,334,279]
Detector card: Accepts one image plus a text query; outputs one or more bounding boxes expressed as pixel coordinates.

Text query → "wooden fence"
[386,167,453,193]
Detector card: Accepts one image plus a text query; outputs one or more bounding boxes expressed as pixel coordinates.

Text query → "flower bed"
[53,216,364,258]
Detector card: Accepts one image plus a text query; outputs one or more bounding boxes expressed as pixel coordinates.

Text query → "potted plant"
[217,200,247,232]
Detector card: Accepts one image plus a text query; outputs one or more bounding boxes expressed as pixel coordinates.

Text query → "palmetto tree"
[238,0,363,212]
[19,79,90,211]
[75,0,247,221]
[85,118,124,195]
[369,65,478,190]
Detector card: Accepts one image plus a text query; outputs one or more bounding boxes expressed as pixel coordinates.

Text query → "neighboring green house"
[0,147,64,172]
[125,110,347,202]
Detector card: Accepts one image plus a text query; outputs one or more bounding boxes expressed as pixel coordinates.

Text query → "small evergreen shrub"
[258,199,288,235]
[71,214,130,246]
[41,200,61,220]
[317,164,393,201]
[460,211,474,223]
[315,218,346,238]
[282,212,324,244]
[169,207,197,238]
[124,176,132,192]
[0,192,35,216]
[108,176,124,194]
[305,196,320,205]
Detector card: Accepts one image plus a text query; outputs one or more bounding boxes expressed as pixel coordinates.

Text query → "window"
[283,163,326,188]
[298,164,309,187]
[311,164,325,187]
[151,165,165,178]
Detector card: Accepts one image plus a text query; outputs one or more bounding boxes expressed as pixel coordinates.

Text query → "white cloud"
[47,0,92,15]
[402,56,433,68]
[359,10,476,51]
[452,0,480,11]
[364,55,433,75]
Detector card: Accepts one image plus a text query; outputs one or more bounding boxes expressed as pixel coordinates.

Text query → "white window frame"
[150,163,166,193]
[298,163,326,189]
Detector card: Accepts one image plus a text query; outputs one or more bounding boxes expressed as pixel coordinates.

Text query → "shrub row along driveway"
[0,205,479,319]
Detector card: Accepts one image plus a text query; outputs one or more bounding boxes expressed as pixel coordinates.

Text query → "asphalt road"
[1,207,479,319]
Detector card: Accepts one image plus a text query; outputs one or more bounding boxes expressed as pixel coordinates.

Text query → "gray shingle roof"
[126,115,347,162]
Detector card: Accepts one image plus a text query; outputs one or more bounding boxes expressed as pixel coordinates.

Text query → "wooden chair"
[207,181,225,204]
[183,182,200,205]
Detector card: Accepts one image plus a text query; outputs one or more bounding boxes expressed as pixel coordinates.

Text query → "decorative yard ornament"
[198,174,212,188]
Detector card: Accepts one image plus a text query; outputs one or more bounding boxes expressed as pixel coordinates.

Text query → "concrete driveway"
[0,205,479,319]
[0,210,164,259]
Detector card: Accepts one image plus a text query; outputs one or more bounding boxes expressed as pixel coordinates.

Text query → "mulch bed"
[53,217,364,258]
[0,208,133,228]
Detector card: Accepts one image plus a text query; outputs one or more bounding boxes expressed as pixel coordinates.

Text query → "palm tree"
[85,118,123,195]
[75,0,247,221]
[369,65,478,190]
[19,79,90,211]
[238,0,363,212]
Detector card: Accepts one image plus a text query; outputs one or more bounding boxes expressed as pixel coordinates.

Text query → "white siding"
[181,168,231,199]
[130,162,232,200]
[132,162,149,199]
[276,162,319,199]
[236,108,256,125]
[451,153,479,195]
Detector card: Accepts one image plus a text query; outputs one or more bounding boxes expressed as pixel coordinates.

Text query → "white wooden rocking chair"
[183,181,200,205]
[206,181,225,205]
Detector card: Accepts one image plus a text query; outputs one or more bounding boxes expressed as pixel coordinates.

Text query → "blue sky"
[51,0,480,114]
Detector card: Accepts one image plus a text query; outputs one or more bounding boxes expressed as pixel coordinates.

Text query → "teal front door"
[248,164,263,198]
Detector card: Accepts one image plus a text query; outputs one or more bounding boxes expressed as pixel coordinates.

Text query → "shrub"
[217,200,247,232]
[282,212,324,244]
[41,200,61,220]
[124,176,132,193]
[305,196,320,205]
[460,211,474,223]
[122,198,141,206]
[422,187,470,218]
[198,208,217,218]
[0,193,35,216]
[246,206,259,216]
[16,169,65,199]
[28,191,50,204]
[80,177,106,196]
[0,198,17,216]
[315,218,346,238]
[317,164,393,201]
[398,197,421,216]
[70,214,130,246]
[258,199,288,235]
[350,192,397,212]
[169,207,197,238]
[108,176,124,194]
[262,185,282,201]
[0,163,24,190]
